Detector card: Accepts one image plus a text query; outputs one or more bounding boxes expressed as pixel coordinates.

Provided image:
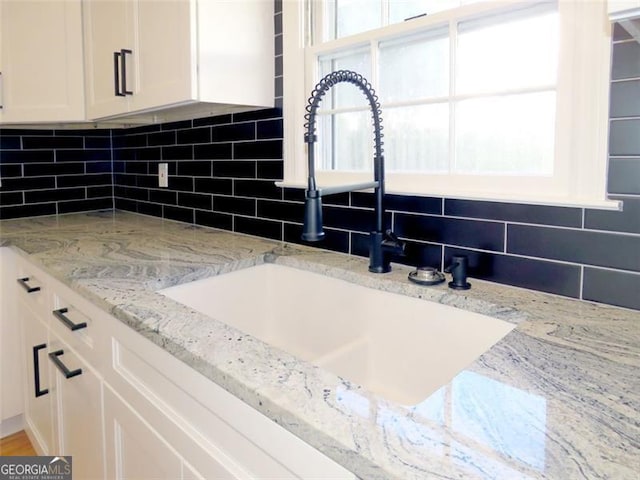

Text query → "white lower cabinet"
[49,343,104,480]
[20,301,54,455]
[103,386,183,480]
[5,247,354,480]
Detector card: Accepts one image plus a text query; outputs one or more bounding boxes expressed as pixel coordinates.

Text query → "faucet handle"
[382,229,406,255]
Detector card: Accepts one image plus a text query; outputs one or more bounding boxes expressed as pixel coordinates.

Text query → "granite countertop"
[1,211,638,479]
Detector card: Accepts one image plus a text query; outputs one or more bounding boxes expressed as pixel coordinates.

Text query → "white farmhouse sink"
[159,263,514,405]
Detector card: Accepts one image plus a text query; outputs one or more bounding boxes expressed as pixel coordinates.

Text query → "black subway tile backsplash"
[1,176,56,191]
[163,205,194,224]
[583,268,640,311]
[178,192,213,210]
[147,131,176,146]
[234,140,282,159]
[256,119,283,140]
[195,210,233,231]
[162,145,193,161]
[194,143,232,160]
[257,200,304,222]
[0,164,22,178]
[58,173,112,188]
[193,114,232,127]
[176,160,212,177]
[177,127,211,145]
[194,177,232,196]
[395,214,505,252]
[1,150,54,163]
[507,225,640,271]
[22,136,83,150]
[609,119,640,156]
[149,189,178,206]
[0,136,21,149]
[608,158,640,195]
[0,202,57,220]
[0,192,23,206]
[444,199,582,227]
[56,149,111,162]
[284,223,350,254]
[235,179,282,199]
[25,188,86,203]
[234,216,281,240]
[1,33,639,312]
[611,41,640,80]
[444,247,582,298]
[585,197,640,234]
[211,123,256,142]
[212,160,256,178]
[58,197,113,214]
[610,79,640,118]
[212,195,256,216]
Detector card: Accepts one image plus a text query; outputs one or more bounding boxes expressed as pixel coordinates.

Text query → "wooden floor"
[0,430,37,456]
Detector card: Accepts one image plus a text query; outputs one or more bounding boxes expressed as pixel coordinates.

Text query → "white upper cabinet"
[0,0,85,123]
[83,0,275,122]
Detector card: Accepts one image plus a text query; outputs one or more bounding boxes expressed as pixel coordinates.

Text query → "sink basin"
[159,263,514,405]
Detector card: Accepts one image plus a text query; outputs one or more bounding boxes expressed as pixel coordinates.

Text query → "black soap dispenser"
[445,255,471,290]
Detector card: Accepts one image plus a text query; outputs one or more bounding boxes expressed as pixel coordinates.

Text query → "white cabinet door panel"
[104,386,183,480]
[0,0,84,123]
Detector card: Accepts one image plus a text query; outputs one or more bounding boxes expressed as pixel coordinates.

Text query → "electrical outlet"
[158,163,168,188]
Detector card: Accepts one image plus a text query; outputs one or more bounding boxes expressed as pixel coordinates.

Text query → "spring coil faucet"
[302,70,405,273]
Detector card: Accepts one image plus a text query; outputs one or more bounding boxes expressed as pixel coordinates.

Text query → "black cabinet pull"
[52,308,87,331]
[49,350,82,379]
[17,277,41,293]
[114,51,125,97]
[33,344,49,398]
[120,49,133,95]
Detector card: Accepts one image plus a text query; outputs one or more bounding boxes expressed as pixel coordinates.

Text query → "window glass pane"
[318,49,372,109]
[454,92,556,175]
[317,111,372,171]
[326,0,382,40]
[385,103,449,173]
[379,29,449,102]
[456,8,559,94]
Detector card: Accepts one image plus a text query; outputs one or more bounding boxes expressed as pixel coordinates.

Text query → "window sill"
[276,181,623,211]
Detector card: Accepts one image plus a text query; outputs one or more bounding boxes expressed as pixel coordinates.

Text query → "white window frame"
[281,0,621,209]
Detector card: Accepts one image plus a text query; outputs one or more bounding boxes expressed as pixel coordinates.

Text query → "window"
[282,0,618,208]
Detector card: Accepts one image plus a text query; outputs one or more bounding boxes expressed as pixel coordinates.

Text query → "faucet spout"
[302,70,405,273]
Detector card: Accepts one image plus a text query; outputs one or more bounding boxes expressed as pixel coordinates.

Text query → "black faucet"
[301,70,405,273]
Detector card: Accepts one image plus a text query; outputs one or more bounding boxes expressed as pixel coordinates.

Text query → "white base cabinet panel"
[19,302,53,456]
[104,386,184,480]
[50,344,104,480]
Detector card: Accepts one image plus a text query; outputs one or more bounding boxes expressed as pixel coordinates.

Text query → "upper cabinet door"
[0,0,85,123]
[83,0,132,119]
[129,0,194,113]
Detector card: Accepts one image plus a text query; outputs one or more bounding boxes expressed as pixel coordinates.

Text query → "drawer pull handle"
[17,277,41,293]
[49,350,82,379]
[53,308,87,331]
[33,344,49,397]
